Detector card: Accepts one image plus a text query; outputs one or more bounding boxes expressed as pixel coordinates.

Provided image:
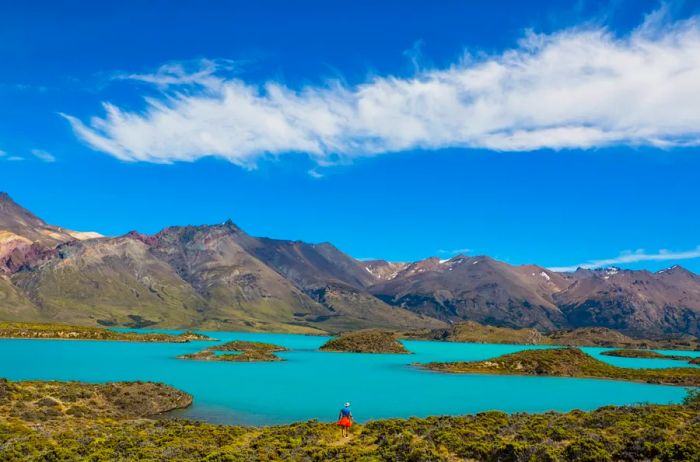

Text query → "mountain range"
[1,192,699,337]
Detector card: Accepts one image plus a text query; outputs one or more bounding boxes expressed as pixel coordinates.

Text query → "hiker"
[337,402,353,437]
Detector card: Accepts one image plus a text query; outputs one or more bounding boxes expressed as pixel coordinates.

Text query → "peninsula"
[422,347,700,387]
[0,322,211,342]
[600,349,694,361]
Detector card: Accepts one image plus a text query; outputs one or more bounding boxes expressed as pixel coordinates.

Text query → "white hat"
[344,402,351,407]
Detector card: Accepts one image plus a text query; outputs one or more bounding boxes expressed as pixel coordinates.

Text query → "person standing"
[337,402,353,437]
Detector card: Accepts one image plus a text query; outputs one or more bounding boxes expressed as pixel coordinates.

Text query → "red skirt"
[338,416,352,428]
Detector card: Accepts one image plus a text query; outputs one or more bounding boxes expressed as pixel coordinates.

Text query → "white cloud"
[64,11,700,166]
[548,246,700,272]
[31,149,56,162]
[6,156,24,161]
[0,150,5,157]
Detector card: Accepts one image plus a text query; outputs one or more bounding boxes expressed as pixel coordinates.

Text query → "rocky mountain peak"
[362,259,408,281]
[222,219,242,232]
[123,230,158,246]
[657,264,696,280]
[0,192,45,226]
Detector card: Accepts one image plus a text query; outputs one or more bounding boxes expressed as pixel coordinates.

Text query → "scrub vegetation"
[1,378,700,461]
[423,348,700,387]
[0,322,211,342]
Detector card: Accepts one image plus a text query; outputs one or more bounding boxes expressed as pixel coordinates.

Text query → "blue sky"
[1,0,700,271]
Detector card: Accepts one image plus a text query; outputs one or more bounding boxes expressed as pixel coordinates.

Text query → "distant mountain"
[0,194,441,332]
[367,255,569,331]
[0,192,100,246]
[225,229,430,331]
[12,237,210,329]
[0,274,40,321]
[366,256,700,336]
[1,192,699,337]
[554,266,700,336]
[147,224,331,331]
[0,193,101,274]
[144,223,442,332]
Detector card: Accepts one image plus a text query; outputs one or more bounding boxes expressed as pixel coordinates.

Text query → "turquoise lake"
[1,331,699,426]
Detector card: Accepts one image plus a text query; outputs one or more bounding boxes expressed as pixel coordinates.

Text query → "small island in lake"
[320,329,410,354]
[0,322,212,342]
[422,347,700,386]
[178,340,288,362]
[600,349,693,361]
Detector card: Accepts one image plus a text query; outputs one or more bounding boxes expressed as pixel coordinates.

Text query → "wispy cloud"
[31,149,56,162]
[114,58,238,89]
[548,246,700,272]
[438,248,471,255]
[64,10,700,166]
[0,149,23,161]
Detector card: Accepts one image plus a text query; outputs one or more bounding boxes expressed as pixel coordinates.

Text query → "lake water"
[1,330,698,425]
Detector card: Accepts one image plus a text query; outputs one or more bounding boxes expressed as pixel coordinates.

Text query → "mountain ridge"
[0,194,442,332]
[0,192,698,337]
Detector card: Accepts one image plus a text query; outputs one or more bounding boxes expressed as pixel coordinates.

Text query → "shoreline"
[0,373,690,427]
[4,321,699,352]
[2,377,698,461]
[0,336,216,343]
